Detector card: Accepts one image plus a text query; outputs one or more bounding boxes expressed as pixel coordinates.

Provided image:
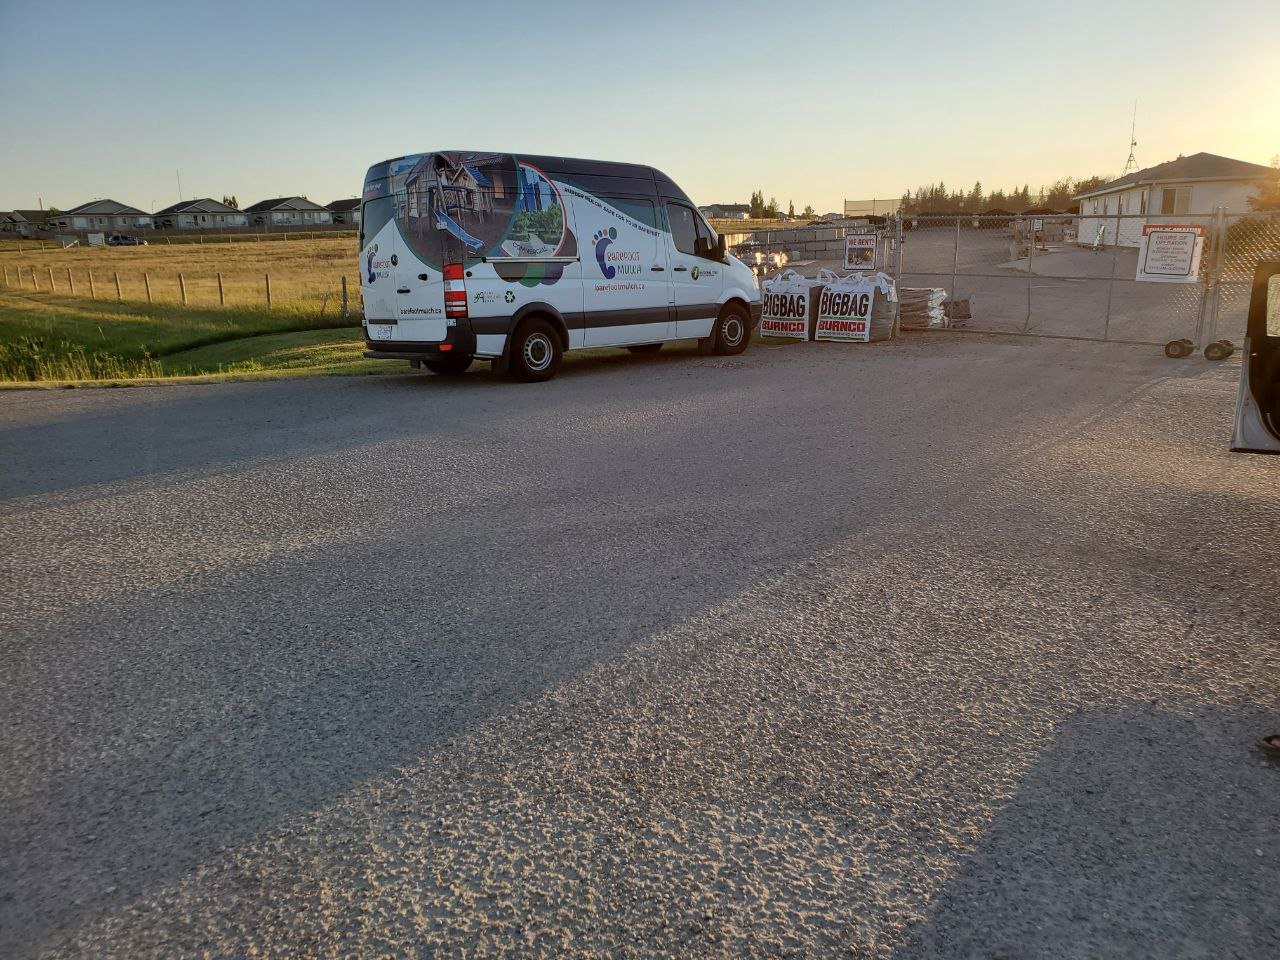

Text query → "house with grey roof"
[242,197,332,228]
[1075,152,1277,247]
[3,209,57,236]
[59,199,153,232]
[153,198,248,230]
[325,198,361,227]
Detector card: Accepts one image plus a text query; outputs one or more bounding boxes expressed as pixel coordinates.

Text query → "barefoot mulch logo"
[592,226,642,281]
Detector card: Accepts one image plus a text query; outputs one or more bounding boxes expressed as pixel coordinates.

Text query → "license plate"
[370,324,393,341]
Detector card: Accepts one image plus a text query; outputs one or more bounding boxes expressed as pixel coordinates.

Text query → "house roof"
[326,198,360,212]
[242,196,328,213]
[62,199,149,217]
[9,209,53,222]
[154,198,242,216]
[1075,152,1276,199]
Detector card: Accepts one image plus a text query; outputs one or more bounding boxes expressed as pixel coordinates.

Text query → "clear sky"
[1,0,1276,213]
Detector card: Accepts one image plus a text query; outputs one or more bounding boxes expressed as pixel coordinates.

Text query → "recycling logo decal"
[504,290,516,304]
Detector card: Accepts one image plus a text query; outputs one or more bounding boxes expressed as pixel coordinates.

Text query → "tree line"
[900,175,1110,215]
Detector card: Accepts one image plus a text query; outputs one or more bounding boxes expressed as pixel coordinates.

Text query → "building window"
[1160,187,1190,215]
[1140,191,1147,215]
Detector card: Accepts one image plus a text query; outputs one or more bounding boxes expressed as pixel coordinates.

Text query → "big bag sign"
[814,270,897,342]
[761,269,823,339]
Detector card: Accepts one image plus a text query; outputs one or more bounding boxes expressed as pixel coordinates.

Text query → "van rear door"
[388,182,448,342]
[1230,262,1280,454]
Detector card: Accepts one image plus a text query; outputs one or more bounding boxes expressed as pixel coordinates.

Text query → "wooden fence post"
[47,266,55,292]
[341,276,348,321]
[144,272,152,303]
[2,265,8,287]
[66,267,75,296]
[217,272,224,306]
[179,272,187,305]
[265,272,272,309]
[31,265,38,290]
[114,271,121,301]
[88,270,96,299]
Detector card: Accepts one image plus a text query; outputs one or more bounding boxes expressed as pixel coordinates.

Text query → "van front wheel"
[509,318,562,382]
[713,304,750,356]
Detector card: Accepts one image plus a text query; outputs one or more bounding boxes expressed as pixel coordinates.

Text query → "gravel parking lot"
[2,334,1277,958]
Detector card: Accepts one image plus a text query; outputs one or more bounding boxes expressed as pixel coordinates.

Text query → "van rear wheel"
[509,318,562,382]
[713,303,750,356]
[424,353,473,375]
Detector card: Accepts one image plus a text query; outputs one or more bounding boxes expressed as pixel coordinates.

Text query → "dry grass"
[0,236,363,311]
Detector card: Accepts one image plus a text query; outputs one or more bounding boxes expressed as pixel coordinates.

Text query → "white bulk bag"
[813,270,897,342]
[760,269,824,340]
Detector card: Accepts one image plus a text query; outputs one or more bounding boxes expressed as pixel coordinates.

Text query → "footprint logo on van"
[593,227,618,279]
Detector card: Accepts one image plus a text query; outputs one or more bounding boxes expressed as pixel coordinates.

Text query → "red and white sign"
[843,233,878,271]
[1136,224,1205,284]
[815,283,874,342]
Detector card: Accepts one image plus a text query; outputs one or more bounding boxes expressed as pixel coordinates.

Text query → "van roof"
[363,151,692,204]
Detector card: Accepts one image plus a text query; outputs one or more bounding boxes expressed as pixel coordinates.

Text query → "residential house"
[153,198,248,230]
[242,197,333,227]
[1075,152,1277,247]
[60,199,153,232]
[699,204,751,220]
[3,209,55,236]
[326,198,361,227]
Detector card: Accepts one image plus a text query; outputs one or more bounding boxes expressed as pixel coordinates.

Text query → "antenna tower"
[1123,102,1139,174]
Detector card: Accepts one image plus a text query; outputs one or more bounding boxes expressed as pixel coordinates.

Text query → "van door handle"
[397,287,410,294]
[651,266,665,272]
[673,266,688,272]
[417,273,430,280]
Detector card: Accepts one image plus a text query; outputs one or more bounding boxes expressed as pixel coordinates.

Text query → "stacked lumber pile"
[899,287,947,329]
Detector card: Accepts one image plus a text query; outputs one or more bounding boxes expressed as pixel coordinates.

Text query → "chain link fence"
[739,210,1278,347]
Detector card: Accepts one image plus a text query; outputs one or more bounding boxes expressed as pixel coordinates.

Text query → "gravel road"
[2,335,1277,958]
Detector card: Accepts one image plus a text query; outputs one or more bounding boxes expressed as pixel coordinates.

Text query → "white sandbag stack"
[760,269,825,340]
[899,287,947,329]
[813,270,898,343]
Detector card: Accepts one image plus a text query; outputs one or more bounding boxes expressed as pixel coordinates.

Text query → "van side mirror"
[694,236,711,258]
[716,235,726,260]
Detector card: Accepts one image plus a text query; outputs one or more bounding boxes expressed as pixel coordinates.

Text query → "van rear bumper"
[363,328,476,359]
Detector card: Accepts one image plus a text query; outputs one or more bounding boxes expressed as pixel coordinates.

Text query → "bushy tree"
[222,195,239,209]
[802,204,815,218]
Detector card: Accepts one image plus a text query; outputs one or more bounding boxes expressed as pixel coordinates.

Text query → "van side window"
[600,195,658,228]
[667,202,698,256]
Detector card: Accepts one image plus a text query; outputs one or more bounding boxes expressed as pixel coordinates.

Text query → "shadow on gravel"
[0,343,718,501]
[895,706,1280,959]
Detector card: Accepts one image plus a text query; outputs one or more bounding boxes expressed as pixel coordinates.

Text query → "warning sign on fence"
[1136,224,1205,283]
[843,233,878,271]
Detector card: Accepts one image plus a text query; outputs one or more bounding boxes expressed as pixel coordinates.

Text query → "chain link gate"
[881,208,1280,349]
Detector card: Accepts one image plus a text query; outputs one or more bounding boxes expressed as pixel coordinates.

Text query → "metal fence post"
[1203,206,1229,345]
[1024,218,1035,332]
[951,216,960,302]
[217,272,224,306]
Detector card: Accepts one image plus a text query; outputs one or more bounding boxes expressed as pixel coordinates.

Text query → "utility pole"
[176,169,183,202]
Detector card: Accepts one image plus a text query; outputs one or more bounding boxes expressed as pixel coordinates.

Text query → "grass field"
[0,235,362,312]
[0,288,370,382]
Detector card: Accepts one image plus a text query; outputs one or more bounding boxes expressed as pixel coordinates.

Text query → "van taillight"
[443,263,467,319]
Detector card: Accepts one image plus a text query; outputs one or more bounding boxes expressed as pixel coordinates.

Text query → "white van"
[359,151,762,381]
